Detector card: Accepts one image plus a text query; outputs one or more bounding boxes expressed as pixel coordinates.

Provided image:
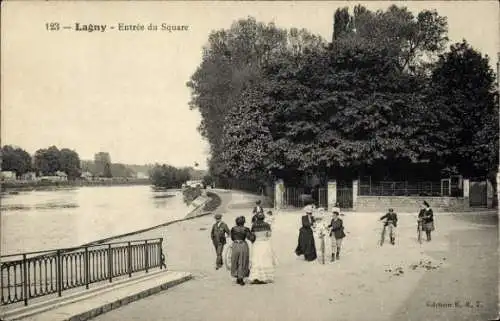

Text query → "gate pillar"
[352,180,359,210]
[487,180,494,208]
[327,180,337,211]
[274,179,285,210]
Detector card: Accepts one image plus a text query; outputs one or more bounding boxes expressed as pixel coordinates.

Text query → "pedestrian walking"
[210,213,230,270]
[327,211,346,261]
[230,216,255,286]
[249,213,276,284]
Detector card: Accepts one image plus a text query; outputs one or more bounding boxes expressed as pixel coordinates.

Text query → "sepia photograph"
[1,1,499,320]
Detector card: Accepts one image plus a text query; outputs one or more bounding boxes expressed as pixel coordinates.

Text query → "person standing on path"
[295,206,318,261]
[230,216,255,286]
[379,208,398,245]
[265,210,275,225]
[210,213,230,270]
[331,201,342,216]
[327,211,346,262]
[252,200,264,224]
[249,213,276,284]
[421,201,435,241]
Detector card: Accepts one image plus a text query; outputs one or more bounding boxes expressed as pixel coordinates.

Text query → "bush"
[182,186,202,205]
[203,191,222,212]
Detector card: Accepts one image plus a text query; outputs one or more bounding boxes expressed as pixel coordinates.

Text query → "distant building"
[40,171,68,182]
[0,171,16,181]
[136,172,149,179]
[81,171,94,180]
[185,180,204,188]
[21,172,37,181]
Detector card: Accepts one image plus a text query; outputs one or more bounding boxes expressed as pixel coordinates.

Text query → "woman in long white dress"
[249,213,276,284]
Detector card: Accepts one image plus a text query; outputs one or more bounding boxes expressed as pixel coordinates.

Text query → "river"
[1,185,191,255]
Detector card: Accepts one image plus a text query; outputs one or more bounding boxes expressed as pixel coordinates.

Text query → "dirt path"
[93,191,499,321]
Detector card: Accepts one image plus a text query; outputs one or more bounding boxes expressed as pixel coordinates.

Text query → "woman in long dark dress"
[295,208,317,261]
[230,216,255,285]
[421,201,435,241]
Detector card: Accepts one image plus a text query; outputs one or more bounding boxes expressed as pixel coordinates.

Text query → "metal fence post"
[85,247,89,289]
[159,238,164,270]
[22,254,28,306]
[108,244,113,282]
[144,240,149,273]
[127,242,132,278]
[56,250,62,297]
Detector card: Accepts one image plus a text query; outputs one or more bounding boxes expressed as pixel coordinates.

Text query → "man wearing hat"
[211,213,230,270]
[379,208,398,245]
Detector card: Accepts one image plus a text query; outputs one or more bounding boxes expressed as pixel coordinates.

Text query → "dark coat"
[211,221,230,245]
[252,206,264,223]
[380,212,398,227]
[328,218,346,239]
[295,215,317,261]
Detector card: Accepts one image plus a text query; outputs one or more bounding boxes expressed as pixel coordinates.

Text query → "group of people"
[210,200,276,286]
[295,202,346,262]
[211,199,437,286]
[378,200,435,244]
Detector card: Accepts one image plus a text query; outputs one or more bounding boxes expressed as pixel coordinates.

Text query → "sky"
[2,1,498,170]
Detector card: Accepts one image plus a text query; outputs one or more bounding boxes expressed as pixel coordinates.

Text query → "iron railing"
[282,187,328,208]
[358,181,459,197]
[1,238,165,306]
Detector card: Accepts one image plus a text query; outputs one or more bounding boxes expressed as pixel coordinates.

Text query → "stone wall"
[355,196,470,212]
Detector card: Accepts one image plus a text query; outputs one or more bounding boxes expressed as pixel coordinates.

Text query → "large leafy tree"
[187,17,326,179]
[59,148,81,179]
[1,145,32,177]
[333,5,449,74]
[221,40,430,182]
[150,164,190,188]
[34,146,61,175]
[428,40,498,178]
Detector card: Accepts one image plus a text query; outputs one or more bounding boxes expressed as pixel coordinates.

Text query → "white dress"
[249,230,276,283]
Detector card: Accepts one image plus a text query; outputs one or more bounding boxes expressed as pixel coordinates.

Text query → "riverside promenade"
[92,189,498,321]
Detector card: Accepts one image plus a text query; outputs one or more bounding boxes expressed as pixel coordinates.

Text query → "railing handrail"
[1,238,163,259]
[1,237,165,306]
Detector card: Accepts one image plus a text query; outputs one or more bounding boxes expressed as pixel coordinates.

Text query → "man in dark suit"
[380,208,398,245]
[211,213,230,270]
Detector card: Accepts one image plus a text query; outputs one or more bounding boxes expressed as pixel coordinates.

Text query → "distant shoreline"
[0,179,152,192]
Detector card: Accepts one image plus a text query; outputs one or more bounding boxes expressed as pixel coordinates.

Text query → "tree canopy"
[150,164,191,188]
[188,7,498,185]
[1,145,32,177]
[32,146,82,179]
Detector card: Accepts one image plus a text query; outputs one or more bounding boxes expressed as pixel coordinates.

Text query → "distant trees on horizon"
[1,145,204,181]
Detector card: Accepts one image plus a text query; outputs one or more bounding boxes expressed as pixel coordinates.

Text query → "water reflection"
[1,185,189,255]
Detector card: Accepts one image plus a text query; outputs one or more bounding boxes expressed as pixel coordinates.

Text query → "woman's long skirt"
[231,241,250,279]
[423,221,435,232]
[295,227,317,261]
[249,238,275,283]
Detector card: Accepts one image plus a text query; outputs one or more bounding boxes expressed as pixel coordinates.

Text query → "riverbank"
[0,179,151,192]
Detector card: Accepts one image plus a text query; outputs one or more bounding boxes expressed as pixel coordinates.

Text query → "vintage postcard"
[1,1,499,320]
